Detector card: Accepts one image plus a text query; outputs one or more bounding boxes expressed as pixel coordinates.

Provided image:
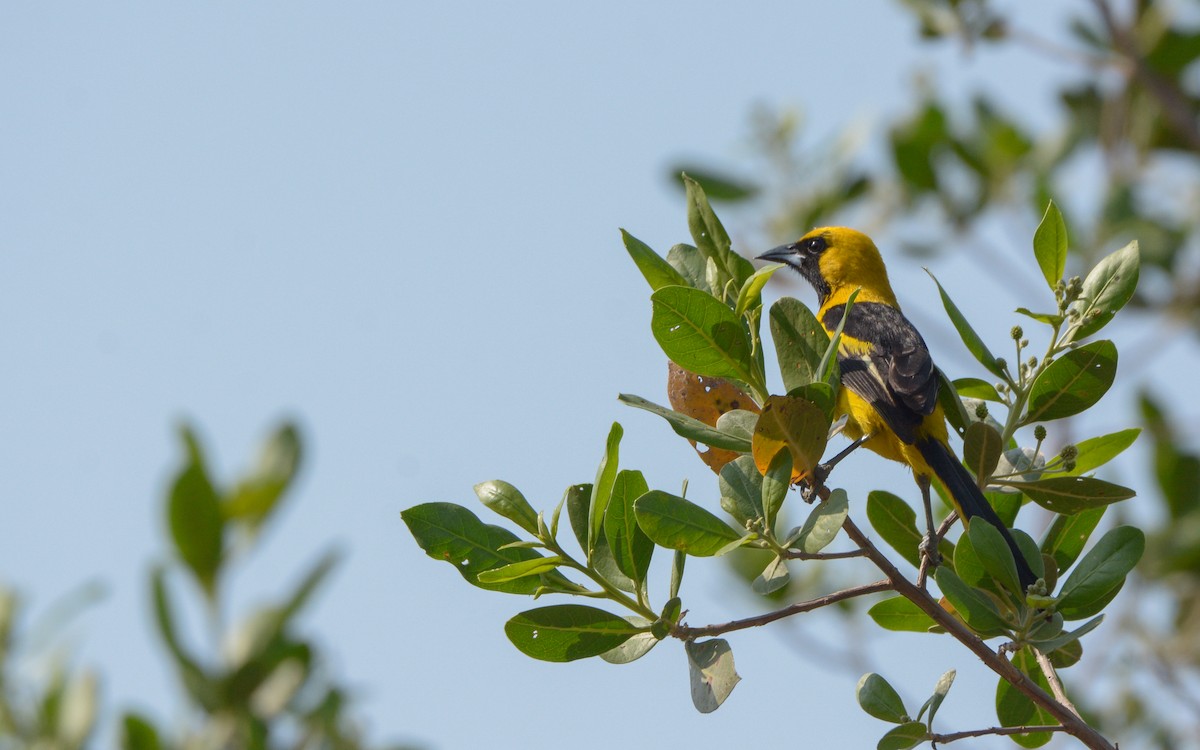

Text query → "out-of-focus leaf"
[633,491,742,556]
[505,605,641,662]
[223,422,302,531]
[622,229,688,291]
[168,427,224,597]
[1024,340,1117,424]
[670,166,760,202]
[686,638,741,713]
[769,297,830,391]
[121,713,163,750]
[401,502,544,594]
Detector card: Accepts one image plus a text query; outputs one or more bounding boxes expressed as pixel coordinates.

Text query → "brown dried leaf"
[667,362,759,474]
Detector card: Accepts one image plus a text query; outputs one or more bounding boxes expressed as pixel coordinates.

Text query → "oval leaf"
[868,596,939,633]
[926,270,1005,379]
[505,605,641,662]
[474,480,540,536]
[866,491,922,569]
[878,722,929,750]
[751,394,831,482]
[402,502,545,594]
[1032,200,1068,289]
[652,285,757,385]
[622,229,688,291]
[1009,475,1135,514]
[935,567,1011,637]
[1067,240,1139,343]
[856,673,909,724]
[769,297,830,391]
[604,470,653,584]
[962,421,1003,482]
[617,393,752,452]
[1058,526,1144,620]
[633,491,741,556]
[996,648,1055,747]
[794,488,849,553]
[588,423,624,558]
[1024,339,1117,424]
[686,637,741,713]
[719,456,764,526]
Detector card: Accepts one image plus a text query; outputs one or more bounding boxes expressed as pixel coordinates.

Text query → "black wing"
[822,301,939,445]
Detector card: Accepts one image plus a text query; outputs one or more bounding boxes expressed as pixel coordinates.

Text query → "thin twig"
[672,579,893,639]
[840,516,1116,750]
[782,547,869,561]
[931,724,1069,744]
[1035,647,1082,718]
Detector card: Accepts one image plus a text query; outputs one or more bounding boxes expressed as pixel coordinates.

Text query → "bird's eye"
[804,236,827,254]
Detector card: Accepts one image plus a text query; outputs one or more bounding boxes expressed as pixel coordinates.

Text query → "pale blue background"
[2,3,1157,748]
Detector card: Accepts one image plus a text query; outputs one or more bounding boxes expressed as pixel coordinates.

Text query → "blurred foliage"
[0,423,418,750]
[678,0,1200,745]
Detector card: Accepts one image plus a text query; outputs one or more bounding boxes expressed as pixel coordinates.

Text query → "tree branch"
[931,724,1068,744]
[782,547,868,561]
[839,516,1117,750]
[672,579,893,639]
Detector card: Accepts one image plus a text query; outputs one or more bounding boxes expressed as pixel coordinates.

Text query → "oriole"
[759,227,1038,590]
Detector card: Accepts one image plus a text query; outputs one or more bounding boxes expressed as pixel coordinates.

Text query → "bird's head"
[757,227,897,306]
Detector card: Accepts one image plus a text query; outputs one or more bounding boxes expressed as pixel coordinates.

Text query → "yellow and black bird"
[759,227,1038,590]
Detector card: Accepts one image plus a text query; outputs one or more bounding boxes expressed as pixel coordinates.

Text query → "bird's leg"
[801,434,870,501]
[916,474,943,574]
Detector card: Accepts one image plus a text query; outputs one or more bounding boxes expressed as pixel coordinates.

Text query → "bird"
[758,227,1038,591]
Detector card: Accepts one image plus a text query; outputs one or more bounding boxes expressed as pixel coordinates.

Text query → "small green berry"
[1034,425,1047,441]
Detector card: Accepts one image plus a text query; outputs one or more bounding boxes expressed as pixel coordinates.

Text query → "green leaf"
[1006,475,1135,514]
[650,286,757,386]
[617,393,751,452]
[735,263,783,317]
[604,470,653,585]
[867,596,939,632]
[121,713,163,750]
[634,491,742,556]
[769,297,830,391]
[150,568,216,710]
[719,455,764,525]
[222,422,302,531]
[667,243,710,293]
[1058,526,1144,620]
[953,377,1001,402]
[1015,307,1064,326]
[856,673,909,724]
[588,423,623,559]
[1049,428,1141,476]
[1040,506,1106,571]
[669,165,759,202]
[917,669,956,727]
[967,522,1021,595]
[996,648,1054,747]
[474,480,540,536]
[401,502,544,594]
[926,270,1005,379]
[669,549,686,599]
[962,421,1003,482]
[1024,340,1117,423]
[686,638,741,713]
[622,229,688,291]
[751,556,790,595]
[1031,615,1104,654]
[761,449,791,534]
[1032,200,1068,288]
[504,605,641,662]
[877,722,928,750]
[599,630,659,664]
[935,567,1010,637]
[168,428,224,598]
[1067,240,1139,342]
[866,491,922,569]
[684,174,754,292]
[565,483,591,554]
[476,556,563,584]
[794,488,849,553]
[751,394,831,480]
[714,409,758,445]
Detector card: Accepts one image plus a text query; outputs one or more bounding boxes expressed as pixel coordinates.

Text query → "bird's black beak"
[757,243,801,264]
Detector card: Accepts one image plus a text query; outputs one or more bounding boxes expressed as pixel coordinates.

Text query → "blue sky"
[2,3,1159,748]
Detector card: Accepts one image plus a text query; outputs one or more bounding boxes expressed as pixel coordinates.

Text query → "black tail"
[916,436,1038,590]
